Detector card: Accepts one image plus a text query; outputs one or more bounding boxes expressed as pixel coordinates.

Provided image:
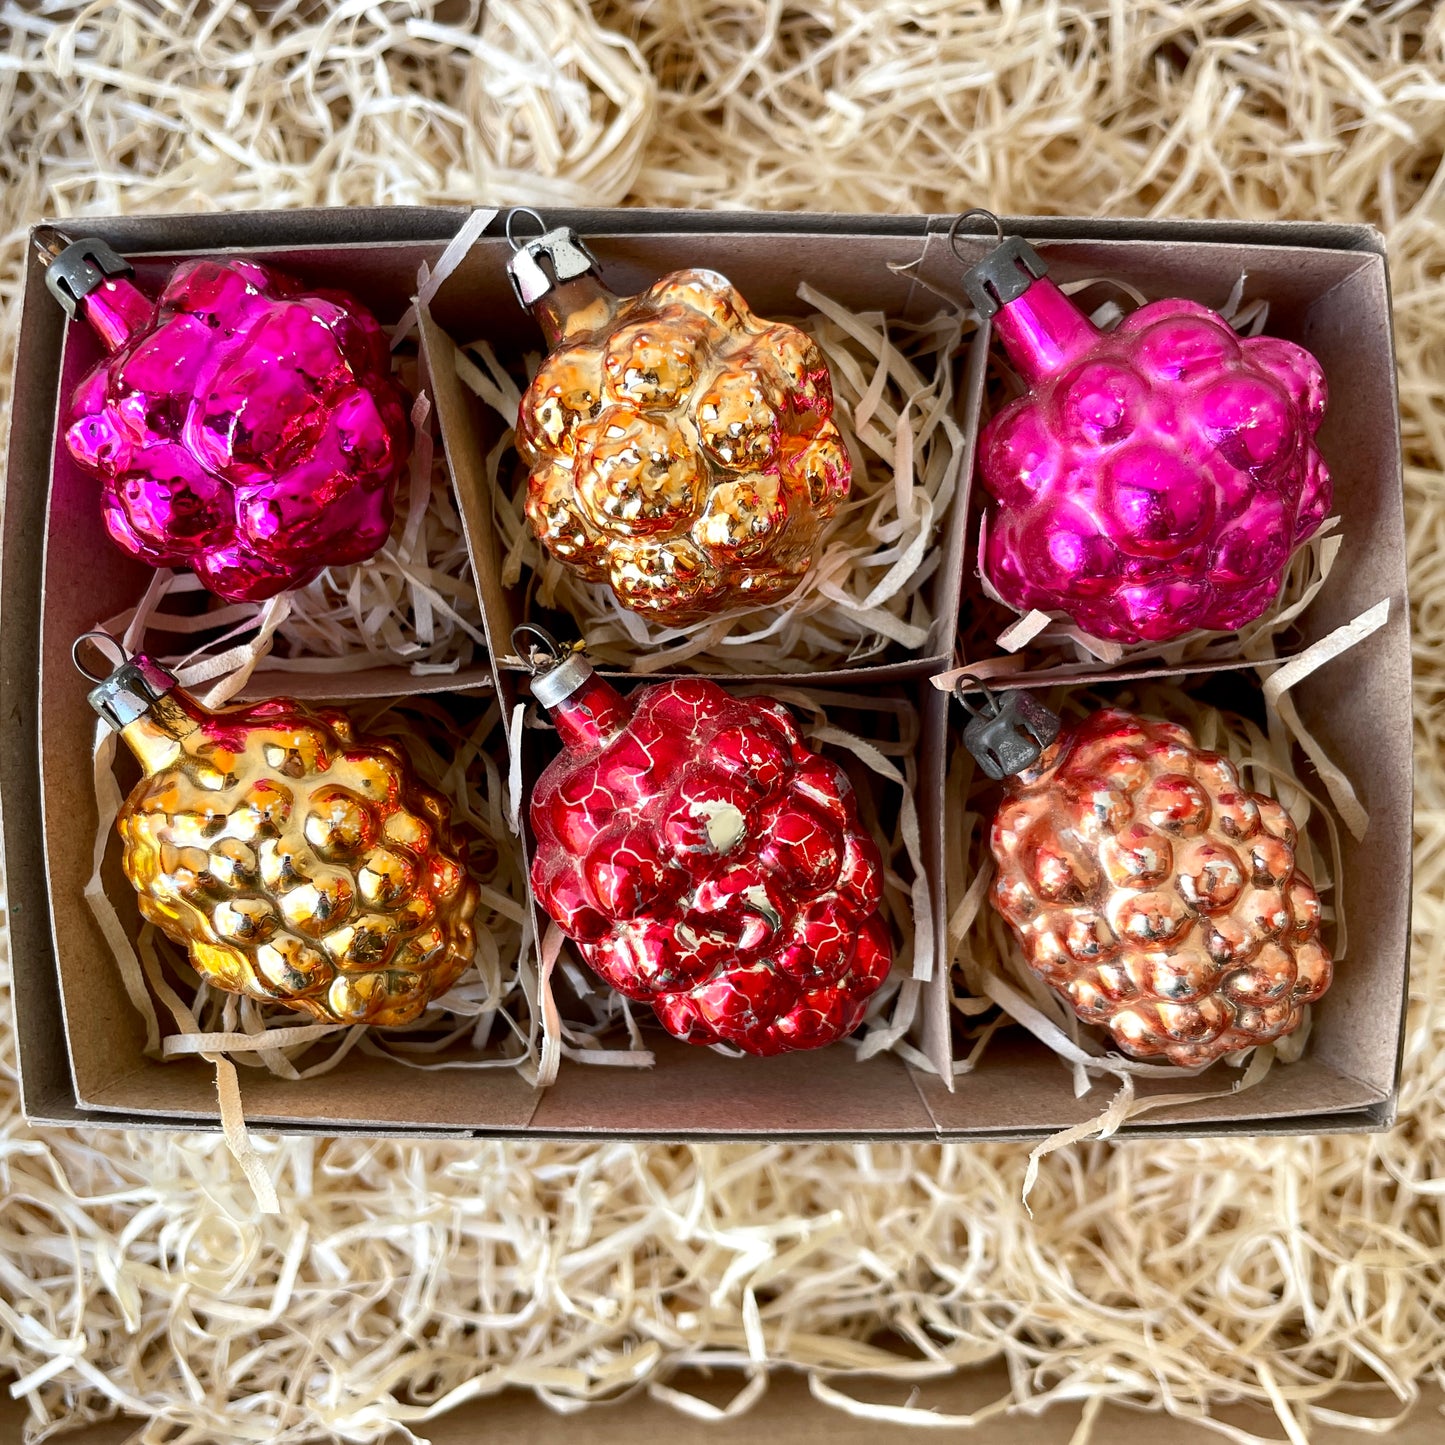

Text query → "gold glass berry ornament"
[79,635,479,1026]
[959,682,1332,1066]
[506,210,852,624]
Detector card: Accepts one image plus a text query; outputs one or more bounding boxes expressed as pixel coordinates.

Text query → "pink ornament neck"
[81,275,154,352]
[991,276,1098,386]
[547,670,633,752]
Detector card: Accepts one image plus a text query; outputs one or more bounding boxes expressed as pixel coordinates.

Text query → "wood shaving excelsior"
[3,2,1445,1442]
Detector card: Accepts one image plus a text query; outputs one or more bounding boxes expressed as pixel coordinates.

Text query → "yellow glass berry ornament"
[79,635,480,1026]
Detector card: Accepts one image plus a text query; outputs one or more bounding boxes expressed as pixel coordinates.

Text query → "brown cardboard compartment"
[935,226,1404,668]
[420,217,987,685]
[39,669,544,1130]
[42,229,495,703]
[2,208,1408,1140]
[512,676,949,1133]
[921,662,1412,1133]
[911,219,1410,1130]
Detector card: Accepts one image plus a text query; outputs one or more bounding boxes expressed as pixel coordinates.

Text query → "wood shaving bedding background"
[2,3,1444,1441]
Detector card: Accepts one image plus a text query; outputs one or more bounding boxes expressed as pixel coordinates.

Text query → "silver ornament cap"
[504,209,598,310]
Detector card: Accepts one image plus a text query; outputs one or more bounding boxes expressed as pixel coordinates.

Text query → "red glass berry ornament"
[506,211,851,625]
[42,229,411,604]
[521,631,892,1054]
[960,223,1331,644]
[960,682,1332,1066]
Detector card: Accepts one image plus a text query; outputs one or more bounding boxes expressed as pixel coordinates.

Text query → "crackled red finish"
[529,671,893,1054]
[987,707,1333,1066]
[980,279,1331,644]
[63,254,410,603]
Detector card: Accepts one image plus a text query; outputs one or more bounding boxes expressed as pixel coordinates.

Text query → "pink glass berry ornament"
[961,226,1332,644]
[959,680,1332,1067]
[520,630,892,1055]
[41,229,411,604]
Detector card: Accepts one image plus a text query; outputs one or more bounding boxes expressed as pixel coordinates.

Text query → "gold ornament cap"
[74,630,177,731]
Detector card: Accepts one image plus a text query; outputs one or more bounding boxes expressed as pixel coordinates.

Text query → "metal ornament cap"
[74,631,178,731]
[41,232,134,319]
[506,221,599,310]
[512,625,596,710]
[531,651,594,710]
[961,234,1048,318]
[957,680,1061,781]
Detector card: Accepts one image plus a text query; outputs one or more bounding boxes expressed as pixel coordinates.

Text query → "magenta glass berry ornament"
[959,681,1332,1066]
[960,221,1332,644]
[41,229,411,604]
[520,630,892,1055]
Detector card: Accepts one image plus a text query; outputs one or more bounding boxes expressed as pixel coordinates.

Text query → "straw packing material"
[2,3,1445,1443]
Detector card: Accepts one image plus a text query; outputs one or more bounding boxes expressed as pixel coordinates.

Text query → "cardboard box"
[4,1365,1442,1443]
[1,208,1410,1139]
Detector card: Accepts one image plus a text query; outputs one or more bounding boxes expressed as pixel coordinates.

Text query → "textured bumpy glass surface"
[529,672,892,1054]
[117,689,479,1026]
[981,291,1332,644]
[988,708,1332,1065]
[65,257,410,602]
[516,268,851,624]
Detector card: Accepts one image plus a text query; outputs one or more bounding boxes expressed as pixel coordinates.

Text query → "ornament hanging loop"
[952,671,1000,719]
[504,207,548,252]
[32,226,71,265]
[510,623,573,673]
[946,208,1005,263]
[72,629,129,683]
